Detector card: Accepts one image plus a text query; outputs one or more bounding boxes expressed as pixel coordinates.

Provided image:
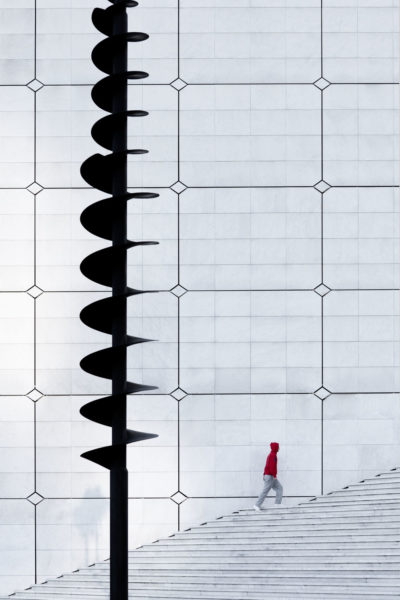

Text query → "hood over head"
[270,442,279,452]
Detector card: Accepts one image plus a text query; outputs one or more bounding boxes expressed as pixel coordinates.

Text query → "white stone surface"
[324,84,399,186]
[36,498,108,581]
[0,88,34,187]
[0,500,34,596]
[180,291,321,393]
[0,2,35,84]
[128,498,178,549]
[0,191,34,290]
[181,85,321,186]
[323,2,399,83]
[180,188,321,290]
[323,393,400,492]
[324,187,400,289]
[180,1,321,84]
[0,397,34,498]
[0,295,34,395]
[324,291,400,392]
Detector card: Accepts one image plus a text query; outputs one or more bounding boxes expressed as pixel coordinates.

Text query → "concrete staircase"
[5,467,400,599]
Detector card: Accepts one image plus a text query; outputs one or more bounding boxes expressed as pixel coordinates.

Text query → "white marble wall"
[0,0,399,595]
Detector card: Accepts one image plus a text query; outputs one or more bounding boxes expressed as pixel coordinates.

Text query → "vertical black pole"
[111,5,128,599]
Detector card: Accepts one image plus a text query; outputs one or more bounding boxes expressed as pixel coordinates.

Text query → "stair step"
[196,520,400,531]
[298,499,400,507]
[347,481,400,488]
[128,555,400,563]
[60,566,400,581]
[6,590,400,600]
[179,522,397,534]
[159,532,400,543]
[128,581,400,591]
[305,497,400,505]
[320,490,400,498]
[152,543,400,552]
[130,551,400,561]
[238,503,400,514]
[143,540,400,549]
[370,470,400,476]
[222,510,400,523]
[330,483,400,496]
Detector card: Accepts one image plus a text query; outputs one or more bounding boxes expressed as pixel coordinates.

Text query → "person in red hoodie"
[253,442,283,510]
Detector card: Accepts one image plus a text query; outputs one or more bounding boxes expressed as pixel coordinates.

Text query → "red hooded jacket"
[264,442,279,478]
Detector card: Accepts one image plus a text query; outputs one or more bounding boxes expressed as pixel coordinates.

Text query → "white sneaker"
[273,503,285,508]
[253,505,261,512]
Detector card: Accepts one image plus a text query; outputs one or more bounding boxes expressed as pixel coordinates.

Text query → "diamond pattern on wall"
[170,388,187,401]
[26,286,44,298]
[313,77,331,90]
[314,387,332,400]
[26,389,43,402]
[170,492,187,505]
[170,78,187,91]
[314,180,331,193]
[170,284,187,297]
[26,79,44,92]
[26,492,44,505]
[314,284,331,297]
[170,181,187,194]
[26,182,43,195]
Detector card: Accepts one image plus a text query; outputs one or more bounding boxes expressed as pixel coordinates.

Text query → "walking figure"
[253,442,284,510]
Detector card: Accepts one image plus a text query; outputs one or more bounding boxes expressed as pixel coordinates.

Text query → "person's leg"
[255,475,273,508]
[272,477,283,504]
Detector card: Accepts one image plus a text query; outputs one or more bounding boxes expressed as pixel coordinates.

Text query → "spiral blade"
[81,151,148,194]
[81,192,159,240]
[80,393,158,427]
[81,242,135,287]
[92,73,148,112]
[92,3,139,36]
[80,0,158,527]
[92,33,149,75]
[92,111,148,150]
[125,380,154,394]
[80,241,158,287]
[80,338,153,381]
[80,291,154,335]
[126,429,158,444]
[82,428,158,469]
[81,446,117,469]
[107,0,138,6]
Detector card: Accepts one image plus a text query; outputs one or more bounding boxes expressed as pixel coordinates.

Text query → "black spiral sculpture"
[79,1,158,598]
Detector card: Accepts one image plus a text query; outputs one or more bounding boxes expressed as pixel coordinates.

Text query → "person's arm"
[273,455,277,478]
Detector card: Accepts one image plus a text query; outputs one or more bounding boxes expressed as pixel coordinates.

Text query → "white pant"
[255,474,283,507]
